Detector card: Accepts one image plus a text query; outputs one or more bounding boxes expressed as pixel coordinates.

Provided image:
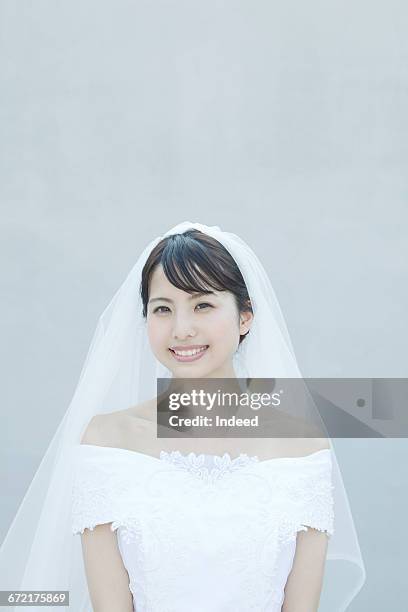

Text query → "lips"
[168,345,209,362]
[170,345,209,351]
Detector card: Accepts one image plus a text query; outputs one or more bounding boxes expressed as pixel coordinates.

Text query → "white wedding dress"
[72,444,334,612]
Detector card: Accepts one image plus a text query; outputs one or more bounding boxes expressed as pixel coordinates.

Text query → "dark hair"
[140,229,252,344]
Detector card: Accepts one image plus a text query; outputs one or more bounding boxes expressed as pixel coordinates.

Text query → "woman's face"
[146,265,253,378]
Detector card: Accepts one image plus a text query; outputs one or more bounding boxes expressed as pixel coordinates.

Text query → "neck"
[163,372,245,432]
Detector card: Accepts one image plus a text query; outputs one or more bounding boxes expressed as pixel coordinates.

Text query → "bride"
[0,222,366,611]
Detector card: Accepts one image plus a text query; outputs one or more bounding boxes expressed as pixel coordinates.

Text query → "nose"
[171,312,197,340]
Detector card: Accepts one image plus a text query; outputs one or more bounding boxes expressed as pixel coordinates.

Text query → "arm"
[80,524,134,612]
[79,415,134,612]
[282,527,329,612]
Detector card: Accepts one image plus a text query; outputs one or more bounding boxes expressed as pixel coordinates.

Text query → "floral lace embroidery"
[159,450,260,484]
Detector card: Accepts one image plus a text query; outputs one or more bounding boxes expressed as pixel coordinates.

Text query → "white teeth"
[172,346,207,357]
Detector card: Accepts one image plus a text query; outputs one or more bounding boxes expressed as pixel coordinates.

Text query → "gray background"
[1,1,407,609]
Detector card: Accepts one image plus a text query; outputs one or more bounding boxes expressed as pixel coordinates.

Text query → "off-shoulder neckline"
[77,443,331,466]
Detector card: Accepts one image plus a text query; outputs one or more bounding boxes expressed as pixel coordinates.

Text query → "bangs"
[160,233,235,295]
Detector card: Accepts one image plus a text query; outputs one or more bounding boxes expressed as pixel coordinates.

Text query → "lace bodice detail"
[159,450,260,484]
[72,445,334,612]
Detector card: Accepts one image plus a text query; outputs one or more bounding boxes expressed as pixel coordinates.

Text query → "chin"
[168,362,213,379]
[170,366,206,378]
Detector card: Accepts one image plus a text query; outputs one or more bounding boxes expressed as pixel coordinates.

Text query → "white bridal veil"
[0,221,366,611]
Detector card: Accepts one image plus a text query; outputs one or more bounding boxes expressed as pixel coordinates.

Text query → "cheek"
[147,317,167,352]
[208,310,239,347]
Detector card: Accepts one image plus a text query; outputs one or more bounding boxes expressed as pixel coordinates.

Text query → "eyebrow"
[148,291,217,305]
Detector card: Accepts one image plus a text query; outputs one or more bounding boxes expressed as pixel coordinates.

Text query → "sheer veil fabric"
[0,221,366,611]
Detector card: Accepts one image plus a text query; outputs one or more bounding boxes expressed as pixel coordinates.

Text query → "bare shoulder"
[300,418,331,453]
[305,436,331,452]
[261,409,331,456]
[286,431,331,456]
[80,412,123,446]
[80,399,156,448]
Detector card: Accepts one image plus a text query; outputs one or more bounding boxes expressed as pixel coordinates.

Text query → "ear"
[239,309,254,336]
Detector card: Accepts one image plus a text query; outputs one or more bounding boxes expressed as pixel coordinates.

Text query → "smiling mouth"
[168,345,209,362]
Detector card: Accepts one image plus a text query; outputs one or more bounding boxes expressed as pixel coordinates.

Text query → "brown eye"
[196,303,212,310]
[153,306,170,314]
